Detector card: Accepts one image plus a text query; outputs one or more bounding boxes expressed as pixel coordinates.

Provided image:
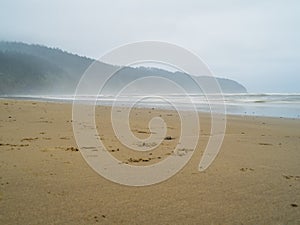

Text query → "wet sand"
[0,99,299,224]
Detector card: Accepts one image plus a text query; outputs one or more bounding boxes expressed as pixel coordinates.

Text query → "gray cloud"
[1,0,299,92]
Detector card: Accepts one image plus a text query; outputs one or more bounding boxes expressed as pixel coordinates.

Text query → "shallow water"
[1,93,300,119]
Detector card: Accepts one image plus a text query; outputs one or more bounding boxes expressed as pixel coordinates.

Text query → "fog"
[1,0,300,92]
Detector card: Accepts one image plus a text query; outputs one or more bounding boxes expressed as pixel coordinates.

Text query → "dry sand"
[0,99,299,224]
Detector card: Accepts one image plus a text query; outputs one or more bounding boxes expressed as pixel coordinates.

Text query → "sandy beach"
[0,99,299,224]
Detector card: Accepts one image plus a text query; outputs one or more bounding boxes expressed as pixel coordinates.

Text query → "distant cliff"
[0,42,247,95]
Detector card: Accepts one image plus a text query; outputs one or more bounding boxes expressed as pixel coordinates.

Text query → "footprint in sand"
[136,130,153,134]
[283,175,300,180]
[128,157,151,163]
[42,137,51,140]
[258,143,273,146]
[240,168,254,172]
[59,137,70,140]
[164,136,174,140]
[108,148,120,152]
[93,215,106,222]
[21,137,38,142]
[0,143,29,147]
[136,142,158,148]
[66,147,79,152]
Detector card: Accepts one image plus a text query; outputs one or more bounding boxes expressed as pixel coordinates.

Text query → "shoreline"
[0,99,299,224]
[1,97,299,120]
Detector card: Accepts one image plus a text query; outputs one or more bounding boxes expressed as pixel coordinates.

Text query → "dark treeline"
[0,42,247,95]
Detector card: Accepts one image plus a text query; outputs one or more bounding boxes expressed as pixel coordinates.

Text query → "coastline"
[1,95,300,120]
[0,99,299,224]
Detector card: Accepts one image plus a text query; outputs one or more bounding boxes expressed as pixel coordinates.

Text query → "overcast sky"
[1,0,299,92]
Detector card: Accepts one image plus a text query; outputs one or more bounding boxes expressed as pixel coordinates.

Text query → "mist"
[1,0,299,92]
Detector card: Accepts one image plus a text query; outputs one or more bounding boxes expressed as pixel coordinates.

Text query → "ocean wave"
[1,93,300,119]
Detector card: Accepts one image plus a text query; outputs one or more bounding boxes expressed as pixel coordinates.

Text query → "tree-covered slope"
[0,42,247,95]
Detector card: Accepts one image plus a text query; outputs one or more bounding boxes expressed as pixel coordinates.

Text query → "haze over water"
[2,93,300,119]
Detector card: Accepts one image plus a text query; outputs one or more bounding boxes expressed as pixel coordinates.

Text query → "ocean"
[1,93,300,119]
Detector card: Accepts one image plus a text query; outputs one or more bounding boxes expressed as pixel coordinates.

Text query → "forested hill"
[0,42,96,94]
[0,42,247,95]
